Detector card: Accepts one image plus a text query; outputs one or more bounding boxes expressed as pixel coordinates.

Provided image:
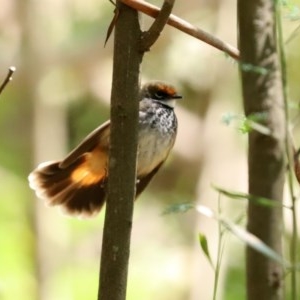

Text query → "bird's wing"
[60,120,110,168]
[136,161,164,197]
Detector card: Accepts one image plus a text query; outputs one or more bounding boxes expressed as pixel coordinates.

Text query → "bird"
[28,81,182,218]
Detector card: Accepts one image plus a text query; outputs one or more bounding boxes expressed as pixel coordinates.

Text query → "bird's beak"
[173,94,183,99]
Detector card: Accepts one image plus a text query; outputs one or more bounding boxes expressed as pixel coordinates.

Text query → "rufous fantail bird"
[28,81,182,217]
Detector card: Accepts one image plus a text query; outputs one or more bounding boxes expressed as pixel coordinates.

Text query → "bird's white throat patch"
[156,99,176,108]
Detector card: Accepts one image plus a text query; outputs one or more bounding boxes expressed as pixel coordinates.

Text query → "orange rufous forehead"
[156,83,177,96]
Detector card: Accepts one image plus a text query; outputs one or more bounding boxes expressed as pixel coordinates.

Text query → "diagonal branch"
[121,0,240,60]
[140,0,175,52]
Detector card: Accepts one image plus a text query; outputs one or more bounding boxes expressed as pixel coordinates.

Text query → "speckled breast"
[136,101,177,176]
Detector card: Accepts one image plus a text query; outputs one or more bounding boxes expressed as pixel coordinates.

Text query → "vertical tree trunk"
[238,1,285,299]
[98,2,142,300]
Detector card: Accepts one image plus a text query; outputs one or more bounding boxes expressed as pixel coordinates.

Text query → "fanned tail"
[28,154,107,218]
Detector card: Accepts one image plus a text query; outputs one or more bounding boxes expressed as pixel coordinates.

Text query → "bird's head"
[140,81,182,108]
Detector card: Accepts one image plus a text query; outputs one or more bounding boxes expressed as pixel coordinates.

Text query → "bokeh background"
[0,0,300,299]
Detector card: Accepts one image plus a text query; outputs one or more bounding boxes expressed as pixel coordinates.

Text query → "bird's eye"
[154,91,167,99]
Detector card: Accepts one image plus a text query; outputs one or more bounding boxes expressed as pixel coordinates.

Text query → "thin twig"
[140,0,175,51]
[0,66,16,96]
[277,3,298,299]
[121,0,240,60]
[105,8,120,46]
[105,0,118,46]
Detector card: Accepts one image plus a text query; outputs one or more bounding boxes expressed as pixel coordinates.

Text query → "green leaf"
[162,203,194,215]
[220,218,290,268]
[238,112,271,135]
[196,205,291,268]
[284,3,300,21]
[221,112,271,135]
[198,233,214,269]
[243,120,271,135]
[213,185,289,208]
[221,112,238,126]
[240,63,268,75]
[238,118,253,134]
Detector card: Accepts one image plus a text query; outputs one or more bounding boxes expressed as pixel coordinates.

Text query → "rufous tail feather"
[28,154,107,217]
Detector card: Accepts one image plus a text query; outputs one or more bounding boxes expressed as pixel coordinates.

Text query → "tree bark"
[238,1,285,299]
[98,2,142,300]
